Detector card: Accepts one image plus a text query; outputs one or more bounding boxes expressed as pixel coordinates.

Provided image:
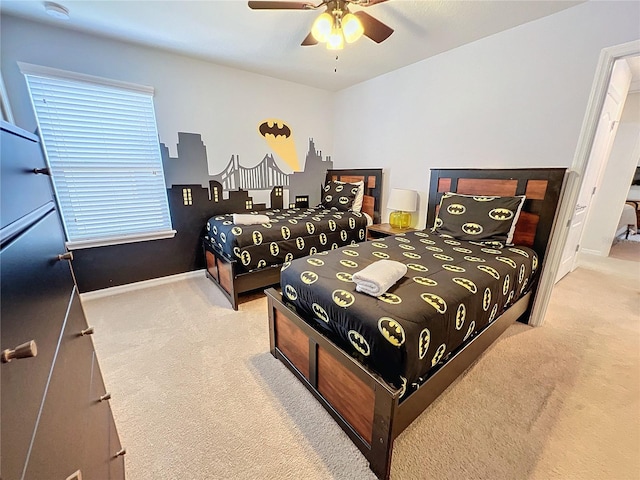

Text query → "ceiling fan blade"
[351,0,390,6]
[354,10,394,43]
[301,32,319,46]
[248,1,316,10]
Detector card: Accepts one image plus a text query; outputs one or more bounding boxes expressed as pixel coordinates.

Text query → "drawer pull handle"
[99,392,111,402]
[2,340,38,363]
[33,167,50,175]
[57,251,73,261]
[114,448,126,458]
[80,327,95,336]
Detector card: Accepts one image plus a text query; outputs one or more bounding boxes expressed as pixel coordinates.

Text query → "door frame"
[529,39,640,328]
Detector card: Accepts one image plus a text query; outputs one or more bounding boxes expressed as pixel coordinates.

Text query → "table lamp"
[387,188,417,229]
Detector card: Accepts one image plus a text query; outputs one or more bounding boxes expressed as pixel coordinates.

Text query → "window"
[245,200,253,210]
[182,188,192,206]
[213,186,219,202]
[20,63,175,249]
[275,187,282,196]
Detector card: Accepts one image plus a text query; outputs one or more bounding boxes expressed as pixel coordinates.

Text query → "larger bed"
[264,167,566,479]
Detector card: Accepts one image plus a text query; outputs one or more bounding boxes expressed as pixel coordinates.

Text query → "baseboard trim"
[80,269,205,301]
[580,248,603,257]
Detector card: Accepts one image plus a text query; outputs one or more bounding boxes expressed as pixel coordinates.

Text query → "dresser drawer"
[1,121,54,230]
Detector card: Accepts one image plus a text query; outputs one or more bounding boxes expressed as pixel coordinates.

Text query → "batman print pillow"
[433,193,525,244]
[321,181,358,212]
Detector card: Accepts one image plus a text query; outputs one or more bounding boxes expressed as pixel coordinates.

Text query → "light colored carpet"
[610,239,640,262]
[82,257,640,480]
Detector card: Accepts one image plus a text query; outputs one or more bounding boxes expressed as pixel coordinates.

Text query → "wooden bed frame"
[204,168,383,309]
[265,167,566,479]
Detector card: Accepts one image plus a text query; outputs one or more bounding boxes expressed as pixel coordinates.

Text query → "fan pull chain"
[334,55,339,73]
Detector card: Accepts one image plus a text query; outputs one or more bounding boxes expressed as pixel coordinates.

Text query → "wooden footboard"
[265,288,531,479]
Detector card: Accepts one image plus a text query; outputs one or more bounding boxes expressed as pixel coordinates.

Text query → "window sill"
[65,230,177,250]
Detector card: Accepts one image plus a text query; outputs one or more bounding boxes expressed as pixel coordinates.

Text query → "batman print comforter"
[205,207,368,272]
[280,231,538,400]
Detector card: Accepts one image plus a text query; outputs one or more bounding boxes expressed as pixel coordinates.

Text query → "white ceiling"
[1,0,584,91]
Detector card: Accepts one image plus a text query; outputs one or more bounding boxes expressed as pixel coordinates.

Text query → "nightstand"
[367,223,419,239]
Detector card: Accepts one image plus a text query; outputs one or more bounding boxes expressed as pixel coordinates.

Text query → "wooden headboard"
[427,168,566,264]
[326,168,383,224]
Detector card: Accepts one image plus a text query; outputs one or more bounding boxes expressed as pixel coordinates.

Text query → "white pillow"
[334,180,364,213]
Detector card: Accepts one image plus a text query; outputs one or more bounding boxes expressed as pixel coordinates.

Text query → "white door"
[557,59,632,282]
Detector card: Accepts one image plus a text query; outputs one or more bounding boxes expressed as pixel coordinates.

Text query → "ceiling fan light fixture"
[342,13,364,43]
[311,12,333,42]
[326,25,344,50]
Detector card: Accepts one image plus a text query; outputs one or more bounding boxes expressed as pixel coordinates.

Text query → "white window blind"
[20,63,174,249]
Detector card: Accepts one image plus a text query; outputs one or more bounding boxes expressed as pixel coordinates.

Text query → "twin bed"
[264,167,566,479]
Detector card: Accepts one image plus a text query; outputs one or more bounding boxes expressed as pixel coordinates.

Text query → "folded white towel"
[352,260,407,297]
[232,213,270,225]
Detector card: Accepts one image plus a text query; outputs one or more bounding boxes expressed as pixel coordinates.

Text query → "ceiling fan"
[247,0,394,50]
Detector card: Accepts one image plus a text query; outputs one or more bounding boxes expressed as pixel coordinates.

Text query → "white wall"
[332,1,640,227]
[581,92,640,255]
[1,15,335,179]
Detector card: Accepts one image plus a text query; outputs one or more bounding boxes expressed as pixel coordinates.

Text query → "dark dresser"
[1,120,125,479]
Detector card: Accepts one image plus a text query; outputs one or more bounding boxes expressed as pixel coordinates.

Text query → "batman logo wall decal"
[519,264,526,283]
[443,264,466,273]
[324,194,333,202]
[212,225,218,235]
[284,284,297,301]
[372,251,390,259]
[464,321,476,341]
[335,184,344,192]
[233,246,241,258]
[481,248,502,255]
[456,304,466,330]
[372,242,388,249]
[301,271,319,285]
[420,238,436,245]
[312,303,330,323]
[340,259,359,269]
[399,244,416,251]
[240,250,251,266]
[281,261,291,271]
[453,247,473,254]
[508,247,530,258]
[532,256,538,271]
[378,317,405,347]
[307,257,324,267]
[434,218,444,228]
[336,272,353,282]
[285,253,294,262]
[232,226,243,236]
[414,232,430,238]
[333,289,355,308]
[329,220,337,231]
[473,196,496,201]
[270,242,279,256]
[489,304,498,322]
[359,229,365,240]
[433,253,454,261]
[488,208,514,221]
[413,276,437,286]
[257,259,267,269]
[418,328,431,359]
[420,293,447,314]
[259,120,291,138]
[406,263,427,273]
[309,247,317,255]
[339,196,350,205]
[378,292,402,305]
[288,218,298,225]
[483,288,491,311]
[477,265,500,280]
[403,252,422,259]
[461,223,484,235]
[425,246,443,252]
[340,230,348,241]
[497,257,517,269]
[463,255,486,263]
[447,203,466,215]
[343,250,359,257]
[348,330,370,356]
[281,226,290,240]
[395,237,411,243]
[252,231,263,245]
[223,220,233,226]
[296,237,305,250]
[503,275,510,295]
[349,218,356,229]
[220,232,227,244]
[432,344,447,366]
[452,277,478,294]
[319,233,327,245]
